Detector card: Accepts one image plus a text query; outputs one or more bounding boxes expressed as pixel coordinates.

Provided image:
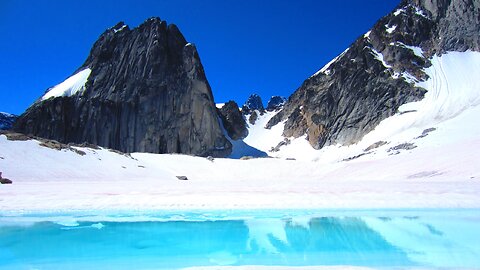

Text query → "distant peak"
[266,96,287,112]
[242,94,265,114]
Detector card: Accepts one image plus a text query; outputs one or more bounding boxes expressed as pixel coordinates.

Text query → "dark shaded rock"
[242,94,265,115]
[0,178,12,184]
[248,111,258,125]
[0,113,17,130]
[0,172,12,184]
[176,176,188,180]
[14,18,231,157]
[411,0,480,53]
[218,101,248,140]
[266,96,287,111]
[267,0,479,150]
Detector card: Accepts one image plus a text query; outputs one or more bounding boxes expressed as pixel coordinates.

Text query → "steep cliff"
[14,18,231,157]
[267,0,480,149]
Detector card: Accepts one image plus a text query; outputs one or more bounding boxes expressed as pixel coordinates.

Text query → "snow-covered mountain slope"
[2,68,480,213]
[241,50,480,163]
[267,0,480,151]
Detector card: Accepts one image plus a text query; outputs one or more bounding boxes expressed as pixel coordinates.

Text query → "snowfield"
[1,51,480,212]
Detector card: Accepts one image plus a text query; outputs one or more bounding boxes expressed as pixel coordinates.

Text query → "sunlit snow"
[385,24,397,34]
[311,48,349,77]
[41,68,92,101]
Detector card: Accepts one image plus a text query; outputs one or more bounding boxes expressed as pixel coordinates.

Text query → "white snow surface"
[385,24,397,34]
[414,6,429,18]
[370,48,392,68]
[363,31,371,39]
[41,68,92,101]
[1,51,480,212]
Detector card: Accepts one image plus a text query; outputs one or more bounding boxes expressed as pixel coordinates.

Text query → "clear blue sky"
[0,0,399,115]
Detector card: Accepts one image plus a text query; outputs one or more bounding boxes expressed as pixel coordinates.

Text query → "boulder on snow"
[0,178,12,184]
[0,172,12,184]
[176,176,189,180]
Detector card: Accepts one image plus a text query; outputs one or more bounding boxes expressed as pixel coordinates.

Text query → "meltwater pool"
[0,209,479,269]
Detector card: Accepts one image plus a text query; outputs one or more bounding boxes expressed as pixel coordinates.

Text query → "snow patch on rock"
[311,48,349,77]
[41,68,92,101]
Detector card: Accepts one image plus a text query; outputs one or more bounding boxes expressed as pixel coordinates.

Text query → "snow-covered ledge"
[41,68,92,100]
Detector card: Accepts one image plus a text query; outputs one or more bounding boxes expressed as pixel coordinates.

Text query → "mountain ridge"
[266,0,480,149]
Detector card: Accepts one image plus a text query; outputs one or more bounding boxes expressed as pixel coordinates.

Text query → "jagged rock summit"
[242,94,265,115]
[0,112,17,130]
[266,96,286,112]
[267,0,480,149]
[14,18,231,157]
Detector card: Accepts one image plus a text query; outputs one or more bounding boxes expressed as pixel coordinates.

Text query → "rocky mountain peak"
[266,0,479,150]
[242,94,265,115]
[14,17,231,157]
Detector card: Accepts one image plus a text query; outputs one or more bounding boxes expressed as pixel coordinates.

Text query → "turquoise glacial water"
[0,209,479,269]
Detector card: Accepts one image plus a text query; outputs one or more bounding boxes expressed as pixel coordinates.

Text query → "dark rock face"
[248,111,258,125]
[267,0,479,149]
[266,96,287,112]
[414,0,480,53]
[14,18,231,157]
[218,101,248,140]
[0,113,17,130]
[242,94,265,115]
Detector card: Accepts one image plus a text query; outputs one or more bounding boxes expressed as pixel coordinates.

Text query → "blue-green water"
[0,209,479,269]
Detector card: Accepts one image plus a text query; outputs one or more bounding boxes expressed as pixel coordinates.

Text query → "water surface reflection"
[0,211,478,269]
